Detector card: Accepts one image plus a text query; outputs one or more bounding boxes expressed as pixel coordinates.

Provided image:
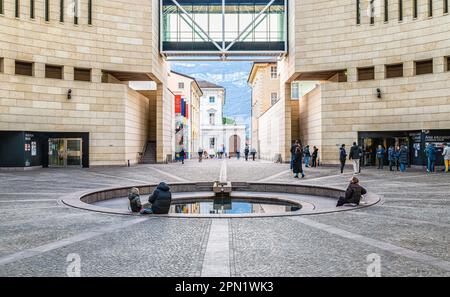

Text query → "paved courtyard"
[0,159,449,277]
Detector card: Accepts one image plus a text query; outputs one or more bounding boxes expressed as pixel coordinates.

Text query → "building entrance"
[48,138,83,167]
[361,136,410,166]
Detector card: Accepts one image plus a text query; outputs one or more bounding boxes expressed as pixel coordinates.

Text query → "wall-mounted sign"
[31,142,37,156]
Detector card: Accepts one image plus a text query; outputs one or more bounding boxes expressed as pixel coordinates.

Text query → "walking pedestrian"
[376,145,385,170]
[236,147,241,160]
[250,148,257,161]
[311,146,318,167]
[198,147,203,162]
[349,142,362,174]
[388,145,395,171]
[244,145,250,161]
[425,143,436,173]
[304,145,311,168]
[339,144,347,174]
[293,146,305,179]
[179,147,185,165]
[398,144,408,172]
[443,143,450,173]
[290,140,299,170]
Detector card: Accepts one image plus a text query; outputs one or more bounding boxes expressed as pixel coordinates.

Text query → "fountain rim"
[60,182,382,218]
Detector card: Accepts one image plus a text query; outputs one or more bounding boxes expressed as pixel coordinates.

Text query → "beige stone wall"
[257,99,286,161]
[320,71,450,164]
[156,84,175,163]
[298,86,322,159]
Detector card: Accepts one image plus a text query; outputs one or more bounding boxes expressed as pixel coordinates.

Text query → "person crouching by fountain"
[293,146,305,179]
[128,187,142,213]
[140,182,172,214]
[336,176,367,207]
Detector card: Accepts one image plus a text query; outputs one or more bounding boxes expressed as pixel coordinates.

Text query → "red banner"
[175,95,181,114]
[186,103,189,119]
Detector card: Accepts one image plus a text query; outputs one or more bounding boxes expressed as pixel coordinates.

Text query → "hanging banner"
[181,98,185,117]
[185,103,189,119]
[175,95,181,114]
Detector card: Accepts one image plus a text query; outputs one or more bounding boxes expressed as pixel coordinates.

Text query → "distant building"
[198,81,246,157]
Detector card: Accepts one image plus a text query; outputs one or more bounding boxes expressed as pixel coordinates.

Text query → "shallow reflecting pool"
[169,197,302,215]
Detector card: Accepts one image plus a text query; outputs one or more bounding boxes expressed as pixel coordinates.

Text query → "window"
[445,0,449,13]
[415,59,433,75]
[446,56,450,71]
[88,0,92,25]
[209,96,215,103]
[270,65,277,79]
[0,58,4,73]
[398,0,403,21]
[0,0,3,15]
[60,0,64,22]
[413,0,418,18]
[271,92,278,105]
[30,0,34,19]
[178,82,184,89]
[209,138,215,149]
[370,0,375,24]
[386,63,403,78]
[45,65,63,79]
[291,82,300,100]
[428,0,433,17]
[358,67,375,81]
[15,61,33,76]
[15,0,20,18]
[44,0,49,21]
[209,113,215,125]
[384,0,389,22]
[356,0,361,24]
[74,68,91,81]
[74,0,79,24]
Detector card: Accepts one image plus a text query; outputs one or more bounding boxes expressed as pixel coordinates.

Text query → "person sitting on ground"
[336,176,367,207]
[140,182,172,214]
[128,187,142,213]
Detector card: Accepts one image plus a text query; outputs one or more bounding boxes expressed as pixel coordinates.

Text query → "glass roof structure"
[160,0,287,61]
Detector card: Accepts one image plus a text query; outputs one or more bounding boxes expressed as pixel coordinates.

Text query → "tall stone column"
[156,83,174,163]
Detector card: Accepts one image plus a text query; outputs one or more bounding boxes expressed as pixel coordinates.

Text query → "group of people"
[195,145,257,162]
[290,140,320,178]
[423,142,450,173]
[128,182,172,215]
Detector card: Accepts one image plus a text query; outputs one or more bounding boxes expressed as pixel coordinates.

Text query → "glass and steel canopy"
[160,0,287,60]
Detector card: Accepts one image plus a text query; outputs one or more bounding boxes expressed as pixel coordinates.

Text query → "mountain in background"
[171,61,253,137]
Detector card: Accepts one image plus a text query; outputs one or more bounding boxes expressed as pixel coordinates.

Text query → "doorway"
[48,138,83,167]
[229,135,240,157]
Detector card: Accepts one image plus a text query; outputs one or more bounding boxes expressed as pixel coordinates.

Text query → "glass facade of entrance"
[161,0,286,57]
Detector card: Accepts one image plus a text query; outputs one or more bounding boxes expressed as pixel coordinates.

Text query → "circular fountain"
[61,180,381,218]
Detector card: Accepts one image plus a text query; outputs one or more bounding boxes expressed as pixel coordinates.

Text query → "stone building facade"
[0,0,174,168]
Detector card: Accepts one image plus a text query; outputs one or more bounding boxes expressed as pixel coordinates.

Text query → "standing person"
[349,142,362,174]
[198,147,203,162]
[336,176,367,207]
[311,146,319,167]
[339,144,347,174]
[179,147,185,165]
[376,145,386,170]
[398,144,408,172]
[442,143,450,173]
[425,143,436,173]
[251,148,257,161]
[244,145,250,161]
[388,145,396,171]
[395,146,401,171]
[293,146,305,179]
[236,147,241,160]
[304,145,311,168]
[290,140,299,169]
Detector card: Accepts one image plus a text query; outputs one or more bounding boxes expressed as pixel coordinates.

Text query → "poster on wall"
[31,142,37,156]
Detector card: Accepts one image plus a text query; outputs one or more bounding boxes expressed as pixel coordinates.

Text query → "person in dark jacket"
[425,143,436,173]
[140,182,172,214]
[179,147,185,164]
[304,145,311,168]
[244,145,250,161]
[349,142,362,174]
[311,146,319,167]
[376,145,385,170]
[128,187,142,213]
[336,176,367,207]
[339,144,347,174]
[250,148,257,161]
[398,145,408,172]
[388,145,395,171]
[293,146,305,178]
[290,140,299,169]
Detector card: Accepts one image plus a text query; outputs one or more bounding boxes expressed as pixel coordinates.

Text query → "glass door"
[48,138,82,167]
